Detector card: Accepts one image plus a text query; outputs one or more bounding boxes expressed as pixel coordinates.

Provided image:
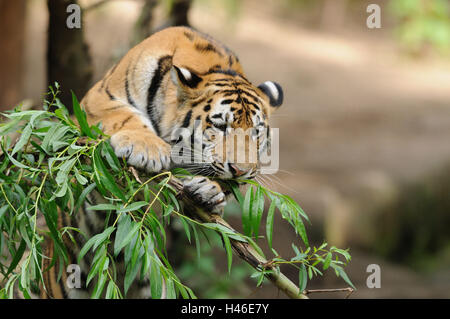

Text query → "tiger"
[40,26,283,298]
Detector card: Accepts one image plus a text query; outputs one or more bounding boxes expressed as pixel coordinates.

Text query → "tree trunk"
[0,0,26,111]
[131,0,158,47]
[167,0,192,27]
[47,0,93,112]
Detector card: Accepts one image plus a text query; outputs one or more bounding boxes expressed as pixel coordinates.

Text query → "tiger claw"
[183,176,226,214]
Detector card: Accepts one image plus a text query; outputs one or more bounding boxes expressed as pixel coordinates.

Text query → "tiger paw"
[110,129,171,172]
[183,176,226,214]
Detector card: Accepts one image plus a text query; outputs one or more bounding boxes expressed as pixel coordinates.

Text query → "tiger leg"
[86,103,171,173]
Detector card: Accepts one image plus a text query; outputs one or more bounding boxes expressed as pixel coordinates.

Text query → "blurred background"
[0,0,449,298]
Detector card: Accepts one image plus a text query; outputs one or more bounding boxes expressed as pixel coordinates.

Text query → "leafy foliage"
[0,85,353,298]
[389,0,450,55]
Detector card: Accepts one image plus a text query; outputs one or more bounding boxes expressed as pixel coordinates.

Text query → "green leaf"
[242,186,253,236]
[87,251,107,286]
[55,158,76,186]
[308,266,313,280]
[283,194,310,223]
[41,200,68,262]
[93,226,115,251]
[117,201,148,213]
[228,181,244,206]
[192,224,201,260]
[114,222,140,257]
[295,218,309,247]
[221,232,233,274]
[253,186,265,238]
[299,263,307,293]
[165,278,176,299]
[54,180,68,198]
[179,217,191,243]
[74,183,96,213]
[124,253,141,295]
[266,201,276,249]
[93,147,125,201]
[5,239,26,277]
[102,142,121,172]
[0,116,22,136]
[86,203,118,211]
[6,152,39,171]
[0,205,8,220]
[91,261,109,299]
[11,123,32,155]
[74,167,88,185]
[72,91,93,138]
[105,280,115,299]
[332,265,355,289]
[323,252,332,270]
[150,258,162,299]
[78,227,115,263]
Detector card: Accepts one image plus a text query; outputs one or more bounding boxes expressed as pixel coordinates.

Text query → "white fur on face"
[210,99,233,127]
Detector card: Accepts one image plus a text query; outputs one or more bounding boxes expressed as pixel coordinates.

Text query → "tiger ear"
[258,81,283,108]
[171,65,202,89]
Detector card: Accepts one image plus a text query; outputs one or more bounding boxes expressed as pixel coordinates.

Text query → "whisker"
[257,173,301,195]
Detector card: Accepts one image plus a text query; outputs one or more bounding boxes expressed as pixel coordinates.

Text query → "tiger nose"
[228,163,248,177]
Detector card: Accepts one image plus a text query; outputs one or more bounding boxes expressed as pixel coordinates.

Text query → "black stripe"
[104,105,125,111]
[206,64,222,73]
[147,55,173,136]
[195,42,223,56]
[210,78,233,83]
[204,68,239,77]
[59,279,69,299]
[184,31,195,41]
[116,115,133,131]
[242,91,260,103]
[191,97,207,107]
[182,110,192,128]
[125,65,138,108]
[105,87,117,101]
[208,82,231,87]
[201,68,249,83]
[99,64,117,91]
[221,99,234,105]
[242,97,260,110]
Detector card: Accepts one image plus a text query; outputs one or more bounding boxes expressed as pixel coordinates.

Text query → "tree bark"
[167,0,192,27]
[0,0,26,111]
[131,0,158,47]
[47,0,93,112]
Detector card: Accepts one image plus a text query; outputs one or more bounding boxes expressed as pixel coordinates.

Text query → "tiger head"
[167,65,283,180]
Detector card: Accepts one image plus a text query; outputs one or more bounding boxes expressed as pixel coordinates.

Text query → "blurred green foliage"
[374,163,450,272]
[389,0,450,55]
